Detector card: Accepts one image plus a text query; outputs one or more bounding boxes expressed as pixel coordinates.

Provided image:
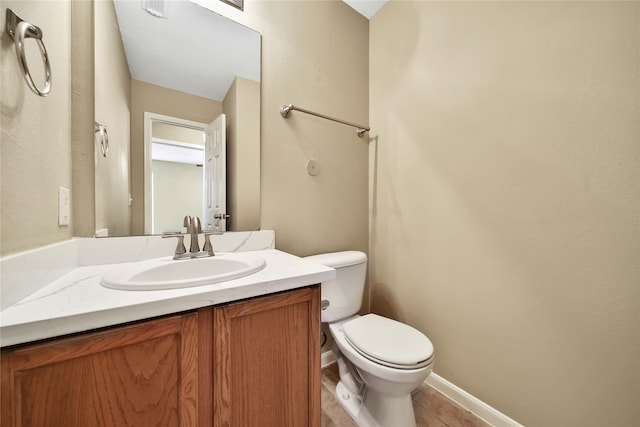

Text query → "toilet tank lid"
[303,251,367,268]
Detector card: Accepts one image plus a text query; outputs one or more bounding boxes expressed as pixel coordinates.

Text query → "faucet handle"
[161,231,183,236]
[202,228,223,256]
[203,228,224,236]
[162,232,186,259]
[203,233,215,256]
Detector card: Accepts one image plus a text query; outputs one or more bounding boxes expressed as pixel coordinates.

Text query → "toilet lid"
[342,314,434,368]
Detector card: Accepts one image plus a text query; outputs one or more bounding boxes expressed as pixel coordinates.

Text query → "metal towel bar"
[280,104,370,137]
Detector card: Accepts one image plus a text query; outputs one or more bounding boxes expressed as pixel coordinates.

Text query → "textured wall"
[224,77,260,231]
[370,2,639,425]
[0,1,72,255]
[94,0,131,237]
[70,0,95,239]
[195,0,370,258]
[256,1,369,257]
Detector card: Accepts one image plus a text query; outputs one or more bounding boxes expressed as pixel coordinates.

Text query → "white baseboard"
[321,350,522,427]
[425,373,523,427]
[321,349,336,368]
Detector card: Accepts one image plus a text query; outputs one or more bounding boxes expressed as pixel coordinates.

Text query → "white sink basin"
[100,252,266,291]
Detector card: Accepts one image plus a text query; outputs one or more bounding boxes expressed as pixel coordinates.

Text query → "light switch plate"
[58,187,70,226]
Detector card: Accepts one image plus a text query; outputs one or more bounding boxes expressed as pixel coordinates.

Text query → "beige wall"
[196,0,370,257]
[94,0,131,237]
[257,1,369,257]
[223,77,260,231]
[153,122,204,146]
[0,1,72,255]
[70,0,95,239]
[370,2,639,426]
[130,80,222,235]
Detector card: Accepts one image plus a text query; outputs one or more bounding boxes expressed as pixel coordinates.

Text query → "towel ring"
[94,122,110,158]
[5,8,52,97]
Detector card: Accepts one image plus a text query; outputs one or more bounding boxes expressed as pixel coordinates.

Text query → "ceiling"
[112,0,384,102]
[342,0,388,19]
[113,0,260,101]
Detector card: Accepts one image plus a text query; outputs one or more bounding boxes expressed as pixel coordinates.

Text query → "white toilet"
[304,251,434,427]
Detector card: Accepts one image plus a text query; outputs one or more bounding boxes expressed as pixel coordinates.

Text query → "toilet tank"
[303,251,367,323]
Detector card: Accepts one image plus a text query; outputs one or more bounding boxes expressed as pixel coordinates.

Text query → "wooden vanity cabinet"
[0,285,320,427]
[212,285,320,427]
[0,312,200,427]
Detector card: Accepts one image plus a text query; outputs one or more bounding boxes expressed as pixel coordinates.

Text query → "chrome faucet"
[163,215,219,259]
[189,216,201,253]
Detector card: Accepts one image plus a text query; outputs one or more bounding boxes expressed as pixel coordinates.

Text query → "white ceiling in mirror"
[113,0,260,101]
[342,0,388,19]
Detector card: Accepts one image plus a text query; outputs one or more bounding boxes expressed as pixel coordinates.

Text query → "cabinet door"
[213,285,320,427]
[1,313,199,427]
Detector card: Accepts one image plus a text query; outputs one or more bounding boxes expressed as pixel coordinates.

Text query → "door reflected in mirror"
[145,113,228,235]
[151,122,205,235]
[94,0,260,237]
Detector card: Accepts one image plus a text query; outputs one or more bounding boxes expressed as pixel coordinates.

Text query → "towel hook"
[5,8,52,97]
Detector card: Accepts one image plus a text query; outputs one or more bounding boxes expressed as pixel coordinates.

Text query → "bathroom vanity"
[0,232,333,427]
[1,286,319,426]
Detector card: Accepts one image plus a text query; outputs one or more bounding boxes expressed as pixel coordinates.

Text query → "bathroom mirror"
[94,0,260,237]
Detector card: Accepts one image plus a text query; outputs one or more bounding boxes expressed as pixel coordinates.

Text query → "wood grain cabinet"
[212,285,320,427]
[1,312,199,427]
[1,285,320,427]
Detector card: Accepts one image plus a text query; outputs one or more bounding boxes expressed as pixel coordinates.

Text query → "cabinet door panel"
[213,286,320,427]
[1,313,199,427]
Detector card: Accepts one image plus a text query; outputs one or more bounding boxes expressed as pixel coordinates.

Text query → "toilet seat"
[342,314,434,370]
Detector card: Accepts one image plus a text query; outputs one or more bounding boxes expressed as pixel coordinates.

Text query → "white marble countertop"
[0,249,335,347]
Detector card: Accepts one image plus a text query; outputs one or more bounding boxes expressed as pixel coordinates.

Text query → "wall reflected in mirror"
[94,0,260,237]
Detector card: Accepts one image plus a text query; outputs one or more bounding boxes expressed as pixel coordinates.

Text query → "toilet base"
[335,381,417,427]
[335,381,363,423]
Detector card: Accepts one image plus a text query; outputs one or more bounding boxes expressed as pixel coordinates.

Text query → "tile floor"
[321,363,491,427]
